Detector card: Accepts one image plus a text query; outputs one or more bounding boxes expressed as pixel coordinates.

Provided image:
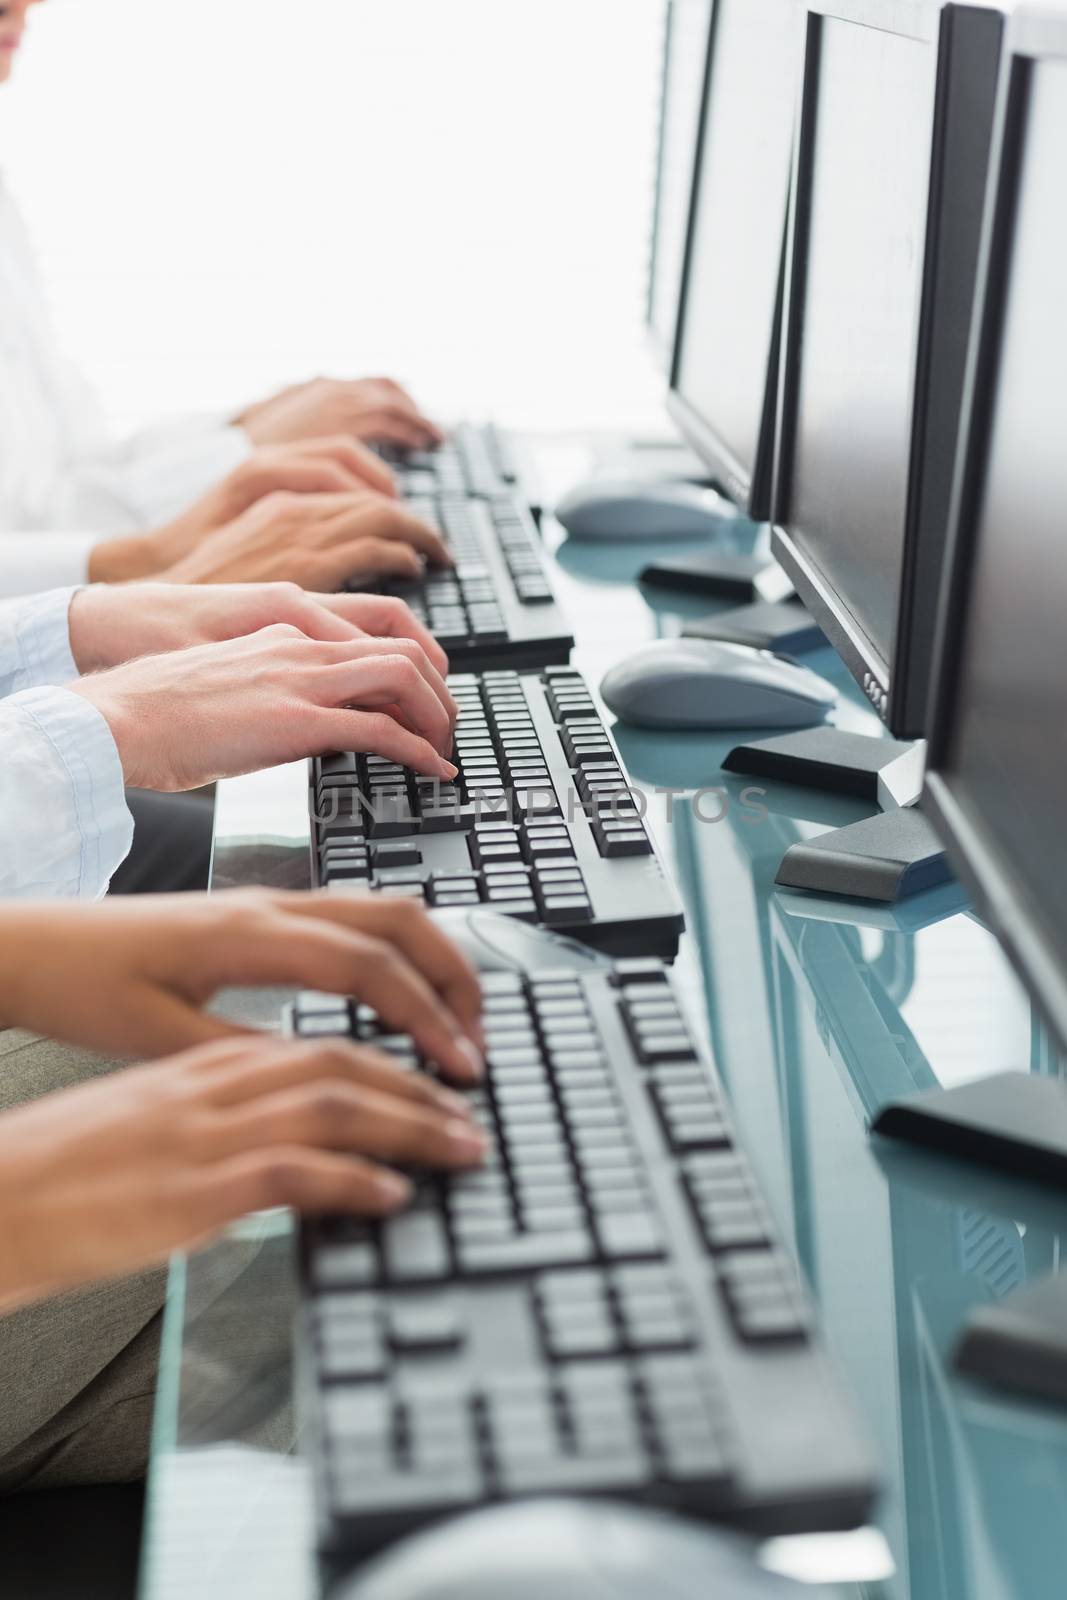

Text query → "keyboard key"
[596,1211,665,1261]
[382,1213,452,1283]
[456,1230,593,1275]
[387,1295,464,1353]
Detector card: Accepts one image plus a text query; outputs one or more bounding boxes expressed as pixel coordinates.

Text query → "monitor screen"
[647,0,714,360]
[942,58,1067,994]
[782,17,938,673]
[673,0,798,490]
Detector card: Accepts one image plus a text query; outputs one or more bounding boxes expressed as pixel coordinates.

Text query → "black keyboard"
[359,492,572,673]
[295,947,877,1573]
[309,667,685,959]
[380,421,533,505]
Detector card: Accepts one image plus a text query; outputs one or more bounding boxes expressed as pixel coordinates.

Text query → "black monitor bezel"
[646,0,678,365]
[647,0,715,369]
[771,0,1002,737]
[666,0,792,521]
[924,6,1067,1059]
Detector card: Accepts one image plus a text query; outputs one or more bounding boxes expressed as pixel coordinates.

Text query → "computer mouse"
[600,638,837,731]
[338,1499,824,1600]
[429,907,614,977]
[555,477,739,542]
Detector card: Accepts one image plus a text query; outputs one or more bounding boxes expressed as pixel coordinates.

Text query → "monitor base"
[639,550,793,604]
[872,1071,1067,1185]
[774,807,951,902]
[723,727,912,801]
[955,1271,1067,1405]
[682,599,825,654]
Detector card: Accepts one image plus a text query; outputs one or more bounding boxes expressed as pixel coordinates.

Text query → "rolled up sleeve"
[0,687,133,898]
[0,535,95,600]
[0,586,79,693]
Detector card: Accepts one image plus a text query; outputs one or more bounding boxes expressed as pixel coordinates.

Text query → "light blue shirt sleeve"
[0,686,133,898]
[0,585,80,694]
[0,589,133,898]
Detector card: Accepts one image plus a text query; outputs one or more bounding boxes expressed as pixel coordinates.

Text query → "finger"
[313,595,450,679]
[187,916,473,1083]
[217,1080,489,1170]
[311,706,457,780]
[186,1147,416,1234]
[329,502,451,568]
[315,653,452,756]
[354,410,440,452]
[317,539,423,591]
[275,593,365,644]
[314,634,455,734]
[259,459,360,498]
[282,896,484,1050]
[296,437,398,499]
[252,920,481,1082]
[203,1034,476,1118]
[374,384,446,447]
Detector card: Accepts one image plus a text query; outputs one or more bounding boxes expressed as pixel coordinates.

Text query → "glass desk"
[142,440,1067,1600]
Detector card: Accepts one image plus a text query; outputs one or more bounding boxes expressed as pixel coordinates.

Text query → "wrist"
[68,677,143,788]
[88,533,160,584]
[67,587,112,675]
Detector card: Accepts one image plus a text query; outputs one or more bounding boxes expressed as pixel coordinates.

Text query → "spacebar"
[455,1231,593,1276]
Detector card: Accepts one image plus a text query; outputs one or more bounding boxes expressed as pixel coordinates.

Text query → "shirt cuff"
[0,535,95,598]
[11,586,81,689]
[113,422,253,525]
[9,687,133,898]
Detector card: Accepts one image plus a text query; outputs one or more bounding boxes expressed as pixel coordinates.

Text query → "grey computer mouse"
[429,907,614,977]
[338,1499,826,1600]
[555,477,739,541]
[600,638,837,730]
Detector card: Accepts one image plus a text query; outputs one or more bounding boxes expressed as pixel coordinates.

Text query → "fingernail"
[455,1036,484,1080]
[376,1171,413,1208]
[436,1086,475,1118]
[446,1120,490,1158]
[469,1019,487,1053]
[440,760,459,780]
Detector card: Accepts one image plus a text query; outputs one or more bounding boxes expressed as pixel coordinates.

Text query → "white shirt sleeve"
[0,534,96,599]
[0,174,253,538]
[83,416,252,529]
[0,687,133,898]
[0,585,80,692]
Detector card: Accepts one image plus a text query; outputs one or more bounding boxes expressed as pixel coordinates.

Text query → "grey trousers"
[0,1030,165,1491]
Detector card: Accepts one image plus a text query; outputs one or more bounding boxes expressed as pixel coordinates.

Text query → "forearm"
[86,534,164,583]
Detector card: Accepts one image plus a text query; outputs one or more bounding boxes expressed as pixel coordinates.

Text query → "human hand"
[70,625,458,790]
[0,890,483,1074]
[157,490,450,587]
[87,440,399,583]
[68,582,451,681]
[0,1034,487,1314]
[237,376,444,452]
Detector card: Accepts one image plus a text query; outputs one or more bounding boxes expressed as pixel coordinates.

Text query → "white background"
[0,0,668,436]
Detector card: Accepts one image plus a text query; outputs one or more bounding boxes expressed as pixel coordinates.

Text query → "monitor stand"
[682,597,826,654]
[639,540,794,604]
[954,1270,1067,1406]
[723,725,912,800]
[872,1071,1067,1186]
[723,732,950,903]
[875,1071,1067,1407]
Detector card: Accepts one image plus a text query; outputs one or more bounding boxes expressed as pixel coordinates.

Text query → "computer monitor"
[646,0,715,367]
[770,0,1004,741]
[667,0,802,519]
[924,7,1067,1062]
